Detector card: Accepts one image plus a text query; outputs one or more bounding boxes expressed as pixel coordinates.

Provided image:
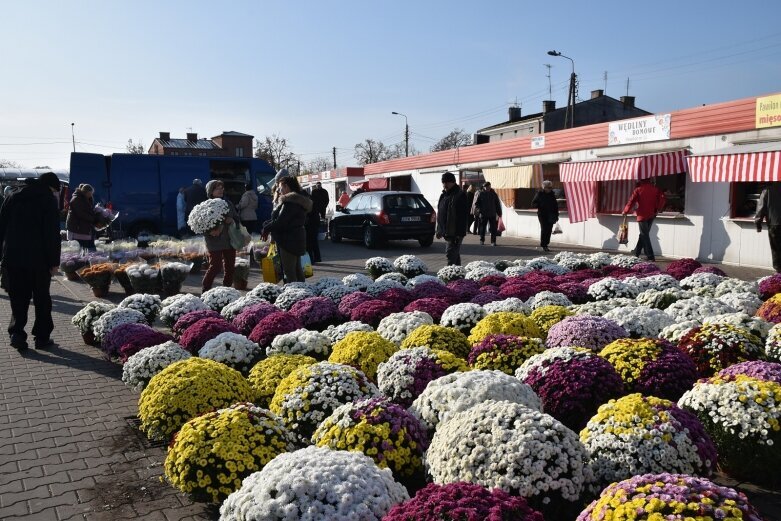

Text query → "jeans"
[479,216,498,244]
[7,266,53,341]
[633,218,655,260]
[202,248,236,290]
[538,216,554,247]
[769,225,781,272]
[445,236,463,266]
[279,247,305,283]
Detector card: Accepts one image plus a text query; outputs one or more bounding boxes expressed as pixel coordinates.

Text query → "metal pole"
[71,123,75,152]
[405,121,409,157]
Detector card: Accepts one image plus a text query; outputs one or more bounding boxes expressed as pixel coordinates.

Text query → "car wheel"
[330,223,342,243]
[363,226,379,249]
[418,235,434,248]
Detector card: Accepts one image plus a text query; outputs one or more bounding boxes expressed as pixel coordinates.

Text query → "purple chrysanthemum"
[350,300,400,328]
[378,287,416,307]
[231,302,279,336]
[718,360,781,383]
[498,282,536,301]
[556,282,590,304]
[404,298,451,323]
[759,274,781,300]
[693,265,727,276]
[545,315,628,352]
[118,329,173,362]
[248,311,302,348]
[478,274,507,288]
[103,323,159,359]
[446,279,481,300]
[289,296,343,330]
[666,258,702,280]
[172,309,222,340]
[410,281,456,302]
[338,292,377,316]
[630,262,661,274]
[179,317,239,354]
[470,292,503,305]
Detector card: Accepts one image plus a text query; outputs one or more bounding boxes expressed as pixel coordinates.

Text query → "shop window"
[597,173,686,214]
[730,182,763,218]
[513,163,567,211]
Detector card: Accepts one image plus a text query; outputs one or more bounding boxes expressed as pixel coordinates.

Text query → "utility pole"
[544,64,552,99]
[392,112,409,157]
[332,147,337,169]
[547,50,576,129]
[71,123,75,152]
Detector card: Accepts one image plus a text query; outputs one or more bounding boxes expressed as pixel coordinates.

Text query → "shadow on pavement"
[18,343,122,379]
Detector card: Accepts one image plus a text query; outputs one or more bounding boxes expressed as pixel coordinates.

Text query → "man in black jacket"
[310,182,329,219]
[531,180,560,252]
[474,182,502,246]
[0,172,62,350]
[436,172,468,265]
[183,178,207,218]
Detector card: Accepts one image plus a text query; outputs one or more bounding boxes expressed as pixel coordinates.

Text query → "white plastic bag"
[552,222,563,234]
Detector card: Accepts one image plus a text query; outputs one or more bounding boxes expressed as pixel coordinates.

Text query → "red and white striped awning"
[687,143,781,182]
[560,150,689,223]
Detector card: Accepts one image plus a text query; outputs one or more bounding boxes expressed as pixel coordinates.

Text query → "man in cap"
[0,172,62,350]
[436,172,468,265]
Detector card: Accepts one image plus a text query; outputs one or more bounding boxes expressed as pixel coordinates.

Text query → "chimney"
[508,106,522,122]
[620,96,635,109]
[591,89,604,99]
[542,100,556,114]
[159,132,170,141]
[186,132,198,142]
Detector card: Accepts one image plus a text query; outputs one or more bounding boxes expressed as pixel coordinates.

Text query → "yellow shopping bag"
[262,242,282,283]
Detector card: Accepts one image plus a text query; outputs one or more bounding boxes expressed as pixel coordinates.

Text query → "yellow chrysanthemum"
[247,354,317,407]
[401,324,471,358]
[467,312,542,345]
[530,305,573,336]
[329,331,397,380]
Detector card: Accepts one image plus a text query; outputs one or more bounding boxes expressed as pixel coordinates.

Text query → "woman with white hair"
[531,179,559,252]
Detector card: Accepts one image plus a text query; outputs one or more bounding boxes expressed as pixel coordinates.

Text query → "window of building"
[235,147,244,157]
[513,163,567,212]
[596,173,686,214]
[730,182,763,218]
[199,152,207,157]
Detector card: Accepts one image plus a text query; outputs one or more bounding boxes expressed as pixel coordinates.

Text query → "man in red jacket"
[622,178,666,261]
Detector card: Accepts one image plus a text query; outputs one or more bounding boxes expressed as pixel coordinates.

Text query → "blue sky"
[2,0,780,169]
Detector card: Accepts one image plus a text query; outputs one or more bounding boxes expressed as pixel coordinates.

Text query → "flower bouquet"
[677,323,763,376]
[312,397,429,486]
[232,257,250,290]
[377,311,434,345]
[92,203,119,231]
[121,341,190,391]
[678,362,781,486]
[467,312,542,346]
[517,347,624,431]
[409,370,541,434]
[250,238,270,265]
[248,311,303,348]
[231,302,278,336]
[77,262,115,297]
[158,262,191,296]
[72,301,116,345]
[581,393,717,490]
[201,286,241,313]
[164,402,294,504]
[599,338,698,400]
[426,399,589,519]
[138,357,253,441]
[159,293,209,328]
[267,328,332,359]
[187,198,230,234]
[92,307,146,343]
[270,361,379,442]
[125,263,161,294]
[60,253,89,281]
[198,332,263,373]
[288,296,343,330]
[323,320,374,344]
[328,331,398,380]
[577,473,763,521]
[393,255,427,278]
[384,482,544,521]
[247,353,317,408]
[365,256,395,279]
[179,316,239,354]
[468,334,546,374]
[401,324,471,358]
[119,293,162,325]
[219,446,408,521]
[377,347,467,408]
[545,315,627,352]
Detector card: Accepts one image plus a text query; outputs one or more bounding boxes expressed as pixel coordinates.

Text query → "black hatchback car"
[329,191,436,249]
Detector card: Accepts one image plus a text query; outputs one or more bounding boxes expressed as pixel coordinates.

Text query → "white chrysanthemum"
[714,278,758,297]
[248,282,283,303]
[554,252,590,270]
[717,292,763,316]
[187,198,230,233]
[465,266,504,281]
[220,294,266,320]
[198,332,261,372]
[377,311,434,345]
[504,265,534,277]
[72,301,116,335]
[219,446,408,521]
[528,290,572,310]
[465,260,494,272]
[515,346,594,381]
[426,400,590,503]
[636,287,693,309]
[320,284,358,303]
[376,272,408,285]
[483,297,531,315]
[409,370,541,433]
[537,263,570,275]
[609,254,643,268]
[703,312,772,340]
[665,296,737,323]
[393,255,427,277]
[323,321,374,344]
[635,273,681,292]
[121,341,190,392]
[313,277,343,294]
[603,306,674,338]
[406,274,444,287]
[659,320,701,343]
[275,287,315,311]
[366,279,405,297]
[765,324,781,361]
[343,273,375,290]
[681,272,726,291]
[159,293,209,328]
[93,307,146,342]
[437,265,467,283]
[365,257,395,279]
[587,252,612,269]
[573,298,637,317]
[201,287,242,312]
[588,278,638,301]
[440,303,486,333]
[525,256,557,270]
[118,293,162,321]
[268,328,332,358]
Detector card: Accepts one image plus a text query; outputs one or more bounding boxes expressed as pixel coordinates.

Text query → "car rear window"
[384,194,429,210]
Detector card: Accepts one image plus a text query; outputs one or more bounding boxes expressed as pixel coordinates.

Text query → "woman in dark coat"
[66,184,98,251]
[202,180,239,292]
[531,180,560,252]
[262,176,313,283]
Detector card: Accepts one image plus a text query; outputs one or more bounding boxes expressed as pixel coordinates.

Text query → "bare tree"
[430,128,471,152]
[254,134,298,172]
[387,142,420,159]
[0,160,22,168]
[126,139,145,154]
[353,139,391,165]
[305,156,332,174]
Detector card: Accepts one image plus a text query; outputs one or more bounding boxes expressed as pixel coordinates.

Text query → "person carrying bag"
[229,221,251,250]
[261,176,312,283]
[262,242,283,283]
[531,180,559,252]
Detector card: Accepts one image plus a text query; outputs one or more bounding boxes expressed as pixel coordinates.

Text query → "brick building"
[148,131,254,157]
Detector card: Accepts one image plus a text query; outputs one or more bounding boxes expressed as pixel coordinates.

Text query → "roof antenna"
[625,77,630,97]
[603,71,608,93]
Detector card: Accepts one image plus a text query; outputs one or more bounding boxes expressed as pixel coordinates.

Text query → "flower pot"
[91,285,110,298]
[162,282,183,297]
[81,331,97,346]
[65,271,80,282]
[233,279,248,291]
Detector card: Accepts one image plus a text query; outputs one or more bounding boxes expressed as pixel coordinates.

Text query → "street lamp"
[391,111,409,157]
[547,50,576,129]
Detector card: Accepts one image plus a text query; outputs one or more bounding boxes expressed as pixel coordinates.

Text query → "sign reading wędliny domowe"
[756,94,781,128]
[608,114,671,146]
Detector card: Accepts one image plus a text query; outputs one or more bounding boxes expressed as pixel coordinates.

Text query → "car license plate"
[401,216,420,222]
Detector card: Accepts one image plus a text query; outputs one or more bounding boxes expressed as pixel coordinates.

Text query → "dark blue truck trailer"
[69,152,276,237]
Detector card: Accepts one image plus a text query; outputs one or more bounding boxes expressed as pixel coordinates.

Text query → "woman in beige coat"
[236,183,259,233]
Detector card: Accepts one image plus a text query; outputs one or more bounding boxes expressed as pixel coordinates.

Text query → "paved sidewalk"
[0,235,778,520]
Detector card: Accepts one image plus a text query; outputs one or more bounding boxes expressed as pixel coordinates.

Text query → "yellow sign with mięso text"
[756,94,781,128]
